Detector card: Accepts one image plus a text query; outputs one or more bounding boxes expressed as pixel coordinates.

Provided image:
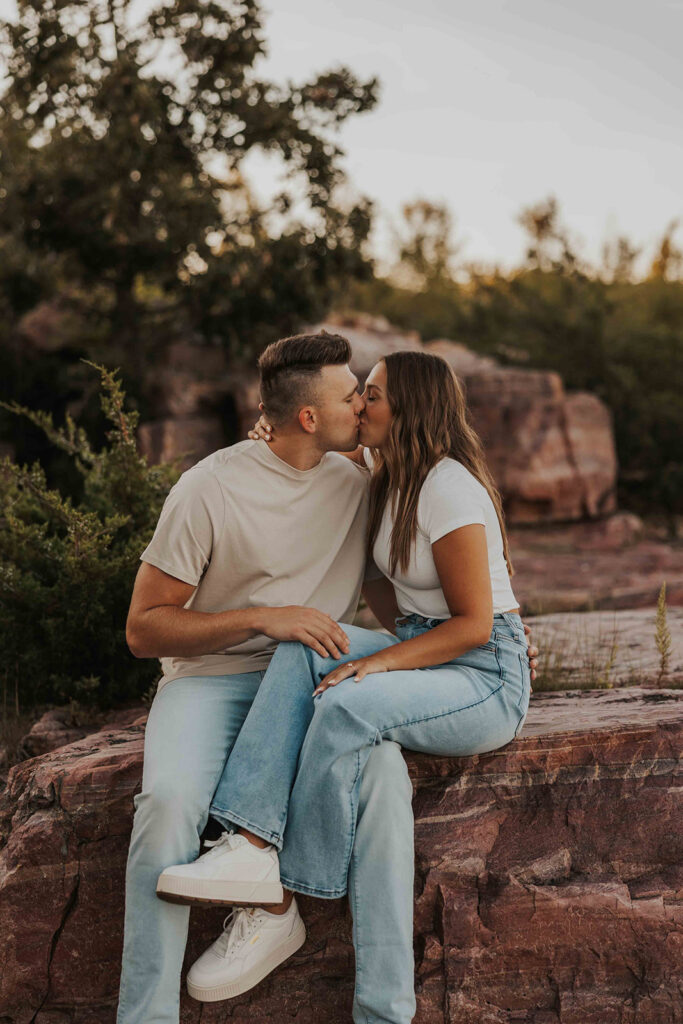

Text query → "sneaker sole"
[156,875,284,906]
[187,918,307,1002]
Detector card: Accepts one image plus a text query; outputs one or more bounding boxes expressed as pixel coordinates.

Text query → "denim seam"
[349,823,368,1023]
[339,745,368,904]
[378,678,505,735]
[208,807,283,850]
[516,652,526,711]
[278,740,375,901]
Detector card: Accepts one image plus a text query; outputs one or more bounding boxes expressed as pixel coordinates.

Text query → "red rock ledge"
[1,687,681,1024]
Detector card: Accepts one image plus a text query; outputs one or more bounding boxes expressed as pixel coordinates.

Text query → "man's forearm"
[127,605,269,659]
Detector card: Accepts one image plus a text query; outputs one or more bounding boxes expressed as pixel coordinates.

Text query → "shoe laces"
[202,829,245,859]
[215,907,258,958]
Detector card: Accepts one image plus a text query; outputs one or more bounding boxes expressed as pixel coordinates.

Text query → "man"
[118,331,536,1023]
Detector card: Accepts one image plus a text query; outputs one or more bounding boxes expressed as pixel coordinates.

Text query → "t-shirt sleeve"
[419,463,487,544]
[140,468,224,586]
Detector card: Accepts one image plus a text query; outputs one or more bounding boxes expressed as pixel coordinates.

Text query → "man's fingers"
[320,636,342,659]
[307,613,349,654]
[317,614,349,651]
[301,633,330,660]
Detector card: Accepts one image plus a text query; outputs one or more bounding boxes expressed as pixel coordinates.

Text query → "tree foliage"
[0,364,178,710]
[0,0,377,376]
[347,200,683,519]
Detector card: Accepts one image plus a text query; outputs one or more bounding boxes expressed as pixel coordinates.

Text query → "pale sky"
[251,0,683,271]
[1,0,681,272]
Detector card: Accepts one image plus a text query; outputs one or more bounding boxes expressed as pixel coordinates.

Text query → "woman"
[159,351,532,1009]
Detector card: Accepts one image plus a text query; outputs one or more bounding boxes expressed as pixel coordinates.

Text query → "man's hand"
[259,607,350,660]
[523,621,538,692]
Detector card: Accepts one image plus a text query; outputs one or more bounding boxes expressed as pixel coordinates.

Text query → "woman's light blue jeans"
[210,614,531,1015]
[117,672,414,1024]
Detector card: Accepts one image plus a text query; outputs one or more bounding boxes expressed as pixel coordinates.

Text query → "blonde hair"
[366,351,513,576]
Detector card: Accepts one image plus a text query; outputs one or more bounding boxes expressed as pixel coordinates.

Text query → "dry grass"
[531,617,623,692]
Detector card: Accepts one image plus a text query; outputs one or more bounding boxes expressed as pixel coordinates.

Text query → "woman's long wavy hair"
[367,351,513,577]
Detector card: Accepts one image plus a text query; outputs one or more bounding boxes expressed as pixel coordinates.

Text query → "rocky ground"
[525,607,683,689]
[509,518,683,614]
[1,688,682,1024]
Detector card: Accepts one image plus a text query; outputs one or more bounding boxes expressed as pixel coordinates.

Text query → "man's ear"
[297,406,317,434]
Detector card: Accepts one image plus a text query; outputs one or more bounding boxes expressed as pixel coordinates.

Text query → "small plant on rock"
[655,582,672,686]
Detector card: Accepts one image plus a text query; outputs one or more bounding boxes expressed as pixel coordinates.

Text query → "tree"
[517,195,580,273]
[394,200,459,289]
[650,221,683,281]
[0,0,378,378]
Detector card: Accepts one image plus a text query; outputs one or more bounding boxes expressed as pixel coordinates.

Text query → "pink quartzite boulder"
[1,687,681,1023]
[133,313,618,525]
[425,339,618,523]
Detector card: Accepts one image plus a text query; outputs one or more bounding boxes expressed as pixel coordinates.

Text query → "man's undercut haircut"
[258,331,352,425]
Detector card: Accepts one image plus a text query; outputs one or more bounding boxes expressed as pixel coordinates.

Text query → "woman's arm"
[339,444,366,466]
[316,524,493,689]
[361,577,401,633]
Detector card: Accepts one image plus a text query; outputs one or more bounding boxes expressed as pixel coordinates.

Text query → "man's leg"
[117,672,262,1024]
[350,741,416,1024]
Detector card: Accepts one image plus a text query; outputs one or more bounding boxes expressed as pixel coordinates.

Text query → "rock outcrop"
[132,313,618,524]
[426,338,617,522]
[1,688,681,1023]
[509,519,683,613]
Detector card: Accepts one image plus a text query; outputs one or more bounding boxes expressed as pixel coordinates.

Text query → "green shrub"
[0,364,179,711]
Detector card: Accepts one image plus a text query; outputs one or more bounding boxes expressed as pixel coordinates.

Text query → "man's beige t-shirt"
[141,440,370,690]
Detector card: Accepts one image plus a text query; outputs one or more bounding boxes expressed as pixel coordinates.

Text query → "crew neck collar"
[255,439,327,478]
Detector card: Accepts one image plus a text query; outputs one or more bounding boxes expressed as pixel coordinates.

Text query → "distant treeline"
[0,3,681,520]
[343,199,683,522]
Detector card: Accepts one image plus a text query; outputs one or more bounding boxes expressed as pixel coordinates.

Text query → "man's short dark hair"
[258,331,352,424]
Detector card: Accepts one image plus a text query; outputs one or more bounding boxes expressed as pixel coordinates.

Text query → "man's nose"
[355,394,366,413]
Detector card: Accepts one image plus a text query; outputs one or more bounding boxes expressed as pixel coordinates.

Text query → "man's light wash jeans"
[116,670,414,1024]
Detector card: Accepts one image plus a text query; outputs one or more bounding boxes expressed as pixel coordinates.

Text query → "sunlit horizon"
[1,0,681,276]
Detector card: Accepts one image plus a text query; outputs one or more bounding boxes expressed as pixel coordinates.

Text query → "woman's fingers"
[249,413,273,441]
[313,661,357,695]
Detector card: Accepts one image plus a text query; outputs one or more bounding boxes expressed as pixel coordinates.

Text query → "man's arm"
[126,563,351,661]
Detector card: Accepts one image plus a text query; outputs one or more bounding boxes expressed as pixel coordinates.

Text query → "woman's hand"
[313,653,391,695]
[248,404,273,442]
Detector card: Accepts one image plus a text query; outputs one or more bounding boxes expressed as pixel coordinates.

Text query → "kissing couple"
[118,331,537,1023]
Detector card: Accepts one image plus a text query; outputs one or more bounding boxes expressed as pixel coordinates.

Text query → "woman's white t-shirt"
[368,454,517,619]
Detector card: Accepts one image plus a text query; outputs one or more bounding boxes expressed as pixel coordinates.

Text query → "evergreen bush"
[0,364,178,711]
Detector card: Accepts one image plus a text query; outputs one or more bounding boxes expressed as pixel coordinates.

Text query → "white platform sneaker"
[187,900,306,1002]
[156,831,284,906]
